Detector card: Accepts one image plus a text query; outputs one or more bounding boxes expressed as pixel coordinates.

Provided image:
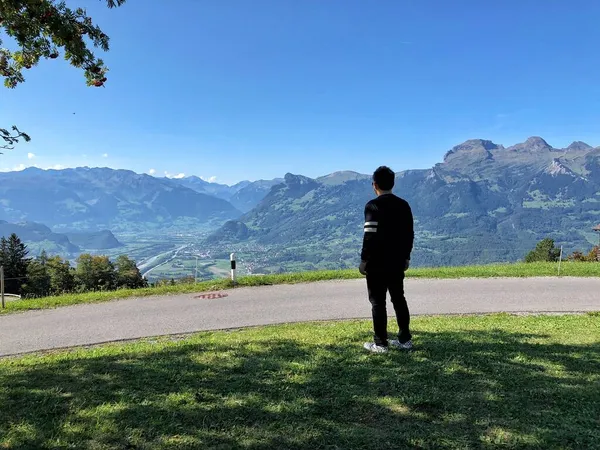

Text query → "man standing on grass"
[359,166,415,353]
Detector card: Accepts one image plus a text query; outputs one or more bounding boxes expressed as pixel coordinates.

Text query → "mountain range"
[1,136,599,269]
[0,167,241,231]
[0,168,286,232]
[205,137,600,269]
[0,220,122,255]
[170,176,283,213]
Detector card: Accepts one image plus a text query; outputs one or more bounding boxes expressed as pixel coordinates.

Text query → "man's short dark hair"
[373,166,395,191]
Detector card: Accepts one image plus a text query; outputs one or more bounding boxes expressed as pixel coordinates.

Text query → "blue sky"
[1,0,599,185]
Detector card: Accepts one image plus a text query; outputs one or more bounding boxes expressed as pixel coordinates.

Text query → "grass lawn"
[1,314,599,449]
[1,261,598,315]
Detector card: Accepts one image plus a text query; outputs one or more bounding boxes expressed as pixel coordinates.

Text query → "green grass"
[1,315,598,449]
[407,261,600,278]
[1,261,598,315]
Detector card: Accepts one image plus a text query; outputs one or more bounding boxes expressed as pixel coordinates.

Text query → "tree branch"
[0,0,125,150]
[0,126,31,152]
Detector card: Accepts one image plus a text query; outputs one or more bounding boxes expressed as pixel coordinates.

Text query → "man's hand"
[404,259,410,272]
[359,261,368,276]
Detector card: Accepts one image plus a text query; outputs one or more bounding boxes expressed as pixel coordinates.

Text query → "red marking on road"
[195,292,229,300]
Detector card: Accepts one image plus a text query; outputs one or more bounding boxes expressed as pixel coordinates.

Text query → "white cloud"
[0,165,24,172]
[148,168,156,175]
[27,152,36,160]
[164,171,186,179]
[102,153,109,158]
[201,176,218,183]
[0,164,67,172]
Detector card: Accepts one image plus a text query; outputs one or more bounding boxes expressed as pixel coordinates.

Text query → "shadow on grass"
[1,327,599,449]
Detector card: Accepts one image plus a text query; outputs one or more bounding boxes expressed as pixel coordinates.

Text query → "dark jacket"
[360,193,414,271]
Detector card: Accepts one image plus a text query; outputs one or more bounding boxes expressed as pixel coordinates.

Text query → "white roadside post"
[230,253,237,285]
[558,245,563,276]
[1,266,4,309]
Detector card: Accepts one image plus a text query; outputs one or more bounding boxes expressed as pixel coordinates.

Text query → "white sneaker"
[363,342,388,353]
[389,339,413,350]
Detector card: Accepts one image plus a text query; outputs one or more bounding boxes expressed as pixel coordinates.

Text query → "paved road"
[1,277,599,357]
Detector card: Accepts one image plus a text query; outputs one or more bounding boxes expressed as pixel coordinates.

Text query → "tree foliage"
[115,254,147,289]
[568,246,600,262]
[524,238,561,263]
[75,254,116,292]
[22,251,78,297]
[0,233,149,298]
[0,0,125,148]
[0,233,30,293]
[46,255,75,294]
[22,257,51,297]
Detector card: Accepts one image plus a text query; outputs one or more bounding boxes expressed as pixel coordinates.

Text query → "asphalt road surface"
[1,277,599,357]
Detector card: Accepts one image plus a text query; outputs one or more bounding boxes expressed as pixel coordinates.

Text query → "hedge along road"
[1,277,599,357]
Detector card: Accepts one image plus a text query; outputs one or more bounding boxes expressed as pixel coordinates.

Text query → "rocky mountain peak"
[443,139,501,163]
[508,136,553,153]
[284,173,317,185]
[317,171,371,185]
[566,141,592,152]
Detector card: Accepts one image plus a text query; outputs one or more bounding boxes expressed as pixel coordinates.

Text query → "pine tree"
[22,258,51,298]
[524,238,561,263]
[1,233,29,294]
[39,249,49,265]
[0,236,7,268]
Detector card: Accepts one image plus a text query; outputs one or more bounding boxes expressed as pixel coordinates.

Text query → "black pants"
[366,270,411,346]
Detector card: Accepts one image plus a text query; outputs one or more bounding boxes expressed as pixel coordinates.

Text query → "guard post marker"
[230,253,237,285]
[1,266,4,309]
[558,245,563,276]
